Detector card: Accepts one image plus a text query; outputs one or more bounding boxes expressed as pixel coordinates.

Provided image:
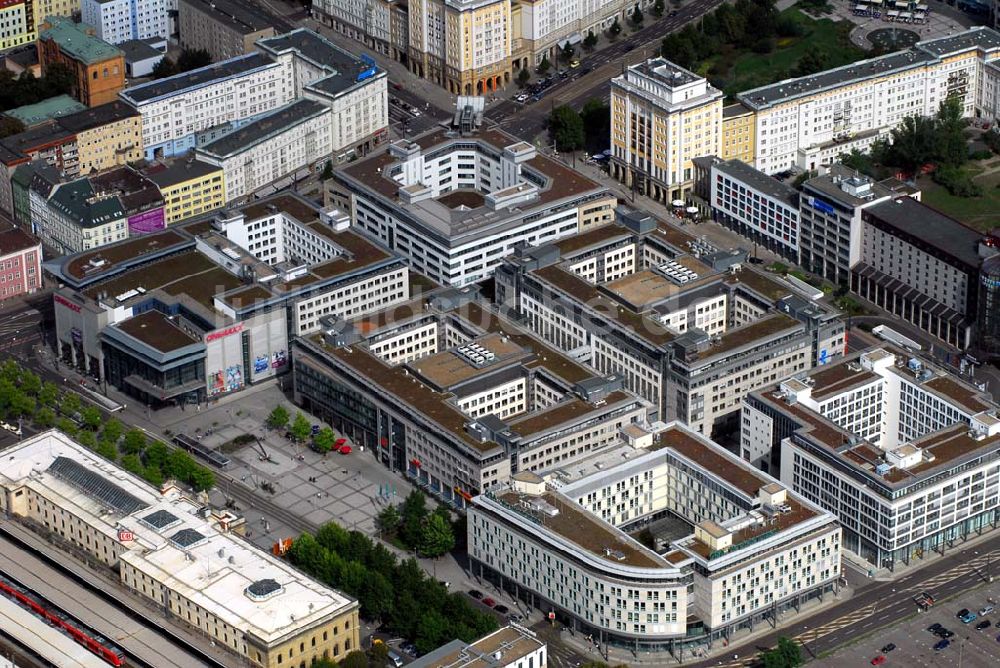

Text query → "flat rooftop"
[4,95,86,127]
[258,29,385,98]
[181,0,277,34]
[654,426,769,496]
[684,498,817,560]
[198,99,328,158]
[63,229,190,282]
[407,333,528,390]
[863,197,983,268]
[554,223,633,256]
[122,52,277,104]
[41,16,123,65]
[916,25,1000,57]
[113,310,200,353]
[145,159,222,189]
[713,159,798,208]
[495,490,667,569]
[808,363,879,401]
[723,269,794,301]
[692,313,801,361]
[629,58,701,88]
[409,626,544,668]
[507,391,632,437]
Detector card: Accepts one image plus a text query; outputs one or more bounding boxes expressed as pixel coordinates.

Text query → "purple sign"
[128,207,165,235]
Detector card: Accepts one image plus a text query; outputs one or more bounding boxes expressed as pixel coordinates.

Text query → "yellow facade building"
[0,0,35,51]
[61,100,144,175]
[610,58,722,203]
[32,0,78,31]
[147,159,226,224]
[0,430,360,668]
[721,102,756,165]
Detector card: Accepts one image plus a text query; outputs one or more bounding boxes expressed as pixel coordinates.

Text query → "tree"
[760,637,803,668]
[38,382,59,407]
[189,466,216,492]
[338,650,370,668]
[56,417,78,437]
[560,43,575,64]
[362,571,395,621]
[321,160,334,180]
[0,116,24,139]
[653,0,665,16]
[151,57,177,79]
[415,610,450,655]
[60,393,80,417]
[583,30,598,52]
[290,411,311,442]
[581,98,610,151]
[94,438,117,462]
[537,54,551,75]
[517,68,531,88]
[121,429,146,455]
[34,406,56,428]
[631,4,644,26]
[121,454,144,476]
[77,429,97,450]
[314,427,336,453]
[102,418,123,445]
[885,113,938,175]
[266,405,290,430]
[80,406,102,431]
[399,490,429,548]
[935,95,967,167]
[144,440,169,470]
[375,504,401,536]
[609,18,622,39]
[548,105,585,152]
[792,49,828,77]
[419,512,455,557]
[176,48,212,73]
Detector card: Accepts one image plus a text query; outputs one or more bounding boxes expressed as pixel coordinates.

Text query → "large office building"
[195,99,333,203]
[610,59,723,205]
[0,430,360,668]
[120,52,295,160]
[27,165,164,254]
[293,286,650,506]
[851,196,995,349]
[313,0,511,95]
[46,193,409,405]
[37,16,126,107]
[738,27,1000,174]
[469,423,841,654]
[0,101,143,217]
[744,347,1000,570]
[144,158,225,224]
[494,209,844,437]
[81,0,170,45]
[330,126,616,286]
[256,29,390,162]
[178,0,275,62]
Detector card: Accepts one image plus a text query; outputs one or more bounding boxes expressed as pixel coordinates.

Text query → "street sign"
[118,530,135,542]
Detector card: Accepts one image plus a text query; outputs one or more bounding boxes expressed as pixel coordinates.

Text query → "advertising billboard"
[128,207,166,235]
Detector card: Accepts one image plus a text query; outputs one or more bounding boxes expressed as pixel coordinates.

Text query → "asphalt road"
[486,0,726,139]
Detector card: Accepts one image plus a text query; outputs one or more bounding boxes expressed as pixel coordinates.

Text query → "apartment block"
[331,125,616,286]
[739,27,1000,174]
[292,288,650,506]
[0,225,42,301]
[720,102,756,164]
[469,422,840,653]
[494,209,844,437]
[744,347,1000,570]
[37,16,126,107]
[313,0,511,94]
[46,193,408,401]
[81,0,169,45]
[178,0,275,62]
[851,196,994,349]
[0,100,142,216]
[0,0,35,51]
[195,99,333,203]
[145,159,225,224]
[610,59,723,204]
[120,52,296,160]
[0,430,360,668]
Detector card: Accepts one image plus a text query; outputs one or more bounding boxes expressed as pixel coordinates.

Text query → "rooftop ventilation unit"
[603,547,627,561]
[657,260,699,285]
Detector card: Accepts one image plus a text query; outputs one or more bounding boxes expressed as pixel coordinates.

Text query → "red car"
[871,655,886,666]
[482,597,497,608]
[335,438,347,447]
[339,445,352,455]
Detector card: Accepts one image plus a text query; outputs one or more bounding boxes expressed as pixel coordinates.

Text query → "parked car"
[494,604,510,615]
[934,639,950,651]
[938,629,955,639]
[977,620,992,630]
[338,445,352,455]
[981,605,996,615]
[482,597,497,608]
[468,589,484,599]
[928,623,943,633]
[957,608,971,618]
[961,612,978,624]
[569,59,581,69]
[871,656,887,666]
[881,643,896,653]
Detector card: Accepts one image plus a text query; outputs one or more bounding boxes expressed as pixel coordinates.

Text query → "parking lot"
[813,580,1000,668]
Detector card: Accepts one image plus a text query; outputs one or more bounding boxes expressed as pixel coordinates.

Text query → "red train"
[0,574,126,666]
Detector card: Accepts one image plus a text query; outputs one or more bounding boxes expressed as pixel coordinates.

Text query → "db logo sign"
[118,530,135,542]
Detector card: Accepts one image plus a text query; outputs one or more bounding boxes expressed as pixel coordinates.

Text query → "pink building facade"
[0,227,42,301]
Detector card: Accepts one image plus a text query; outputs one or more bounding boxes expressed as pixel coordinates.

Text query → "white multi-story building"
[705,157,800,262]
[610,59,723,204]
[743,347,1000,570]
[330,126,617,286]
[0,430,360,667]
[468,422,841,653]
[81,0,169,45]
[739,27,1000,174]
[409,626,546,668]
[120,52,296,160]
[514,0,649,68]
[195,99,334,203]
[256,29,389,162]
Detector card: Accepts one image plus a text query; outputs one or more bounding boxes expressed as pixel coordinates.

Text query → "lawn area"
[917,167,1000,231]
[700,9,866,97]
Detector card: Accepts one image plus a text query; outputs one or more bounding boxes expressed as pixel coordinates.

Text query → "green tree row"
[0,63,75,113]
[287,522,496,654]
[151,48,213,80]
[375,490,456,558]
[0,360,214,492]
